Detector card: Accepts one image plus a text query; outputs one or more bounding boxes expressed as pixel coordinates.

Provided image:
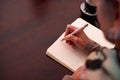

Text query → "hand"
[63,24,94,52]
[71,65,88,80]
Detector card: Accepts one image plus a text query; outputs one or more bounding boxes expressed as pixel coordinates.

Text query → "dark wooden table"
[0,0,84,80]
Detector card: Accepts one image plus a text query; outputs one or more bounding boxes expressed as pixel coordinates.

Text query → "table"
[0,0,84,80]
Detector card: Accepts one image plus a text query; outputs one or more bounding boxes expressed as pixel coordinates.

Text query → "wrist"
[85,40,100,53]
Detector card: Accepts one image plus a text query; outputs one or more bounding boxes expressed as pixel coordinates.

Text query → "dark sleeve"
[62,75,74,80]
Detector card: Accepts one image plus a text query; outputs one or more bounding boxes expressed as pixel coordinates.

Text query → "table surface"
[0,0,84,80]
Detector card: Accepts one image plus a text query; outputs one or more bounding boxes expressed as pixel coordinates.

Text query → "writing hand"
[63,24,96,53]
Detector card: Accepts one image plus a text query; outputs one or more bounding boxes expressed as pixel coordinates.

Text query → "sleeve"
[102,49,120,80]
[62,75,74,80]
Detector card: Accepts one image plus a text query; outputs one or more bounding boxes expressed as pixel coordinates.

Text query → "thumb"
[64,34,82,45]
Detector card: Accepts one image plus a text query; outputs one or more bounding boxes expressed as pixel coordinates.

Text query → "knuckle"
[74,37,79,43]
[66,25,71,29]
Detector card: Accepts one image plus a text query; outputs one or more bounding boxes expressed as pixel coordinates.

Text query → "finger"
[66,40,74,47]
[64,34,82,46]
[64,24,78,37]
[72,65,86,79]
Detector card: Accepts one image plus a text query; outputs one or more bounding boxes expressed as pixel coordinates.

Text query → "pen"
[70,24,88,35]
[61,24,88,41]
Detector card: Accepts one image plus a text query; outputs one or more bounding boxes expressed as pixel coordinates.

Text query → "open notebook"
[46,18,115,72]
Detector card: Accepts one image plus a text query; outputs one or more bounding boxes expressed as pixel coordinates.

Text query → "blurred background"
[0,0,84,80]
